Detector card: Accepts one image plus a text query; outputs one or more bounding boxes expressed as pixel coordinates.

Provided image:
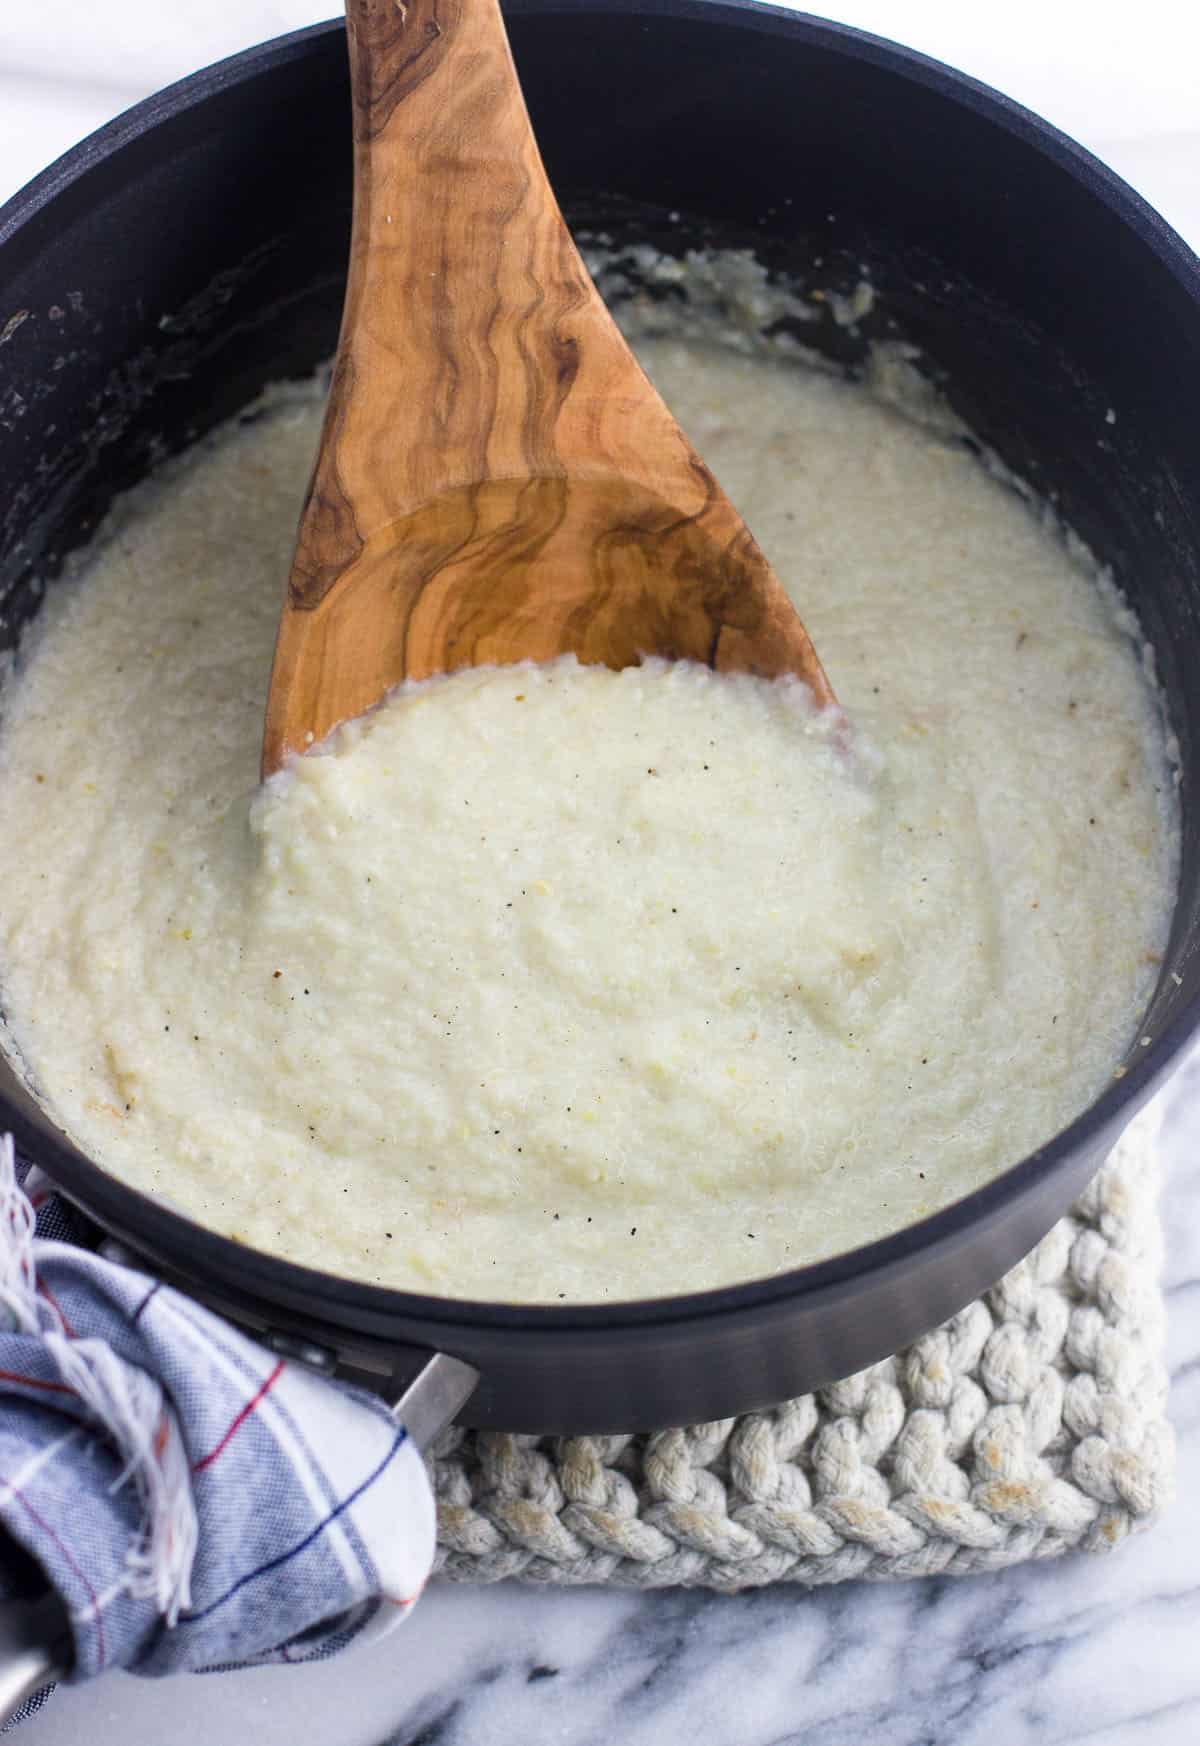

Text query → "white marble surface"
[3,4,1200,1743]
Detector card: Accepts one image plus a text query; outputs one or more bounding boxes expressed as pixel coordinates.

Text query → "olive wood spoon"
[262,0,835,778]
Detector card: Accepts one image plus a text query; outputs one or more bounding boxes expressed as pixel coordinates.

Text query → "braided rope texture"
[430,1106,1173,1589]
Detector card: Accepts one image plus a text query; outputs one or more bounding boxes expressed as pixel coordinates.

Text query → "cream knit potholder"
[430,1104,1173,1589]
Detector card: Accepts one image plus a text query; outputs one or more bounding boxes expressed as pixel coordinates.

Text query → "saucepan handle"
[0,1349,479,1727]
[390,1351,480,1451]
[0,1592,71,1723]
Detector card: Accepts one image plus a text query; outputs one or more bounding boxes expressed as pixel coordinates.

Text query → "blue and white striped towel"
[0,1138,435,1718]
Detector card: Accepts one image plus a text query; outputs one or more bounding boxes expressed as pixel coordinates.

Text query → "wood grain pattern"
[262,0,834,776]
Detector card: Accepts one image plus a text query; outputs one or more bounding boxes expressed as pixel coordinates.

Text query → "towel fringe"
[46,1334,198,1623]
[0,1135,197,1624]
[0,1135,39,1335]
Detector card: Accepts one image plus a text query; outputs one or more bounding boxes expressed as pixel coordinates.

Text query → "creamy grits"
[0,322,1176,1300]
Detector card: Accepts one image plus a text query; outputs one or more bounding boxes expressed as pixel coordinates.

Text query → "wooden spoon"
[261,0,835,778]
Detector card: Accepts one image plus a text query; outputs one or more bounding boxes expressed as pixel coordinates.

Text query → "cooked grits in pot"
[0,270,1178,1302]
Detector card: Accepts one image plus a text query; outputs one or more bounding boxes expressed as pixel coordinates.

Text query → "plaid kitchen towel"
[0,1138,435,1717]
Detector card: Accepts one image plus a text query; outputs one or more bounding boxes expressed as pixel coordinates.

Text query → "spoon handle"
[295,0,656,603]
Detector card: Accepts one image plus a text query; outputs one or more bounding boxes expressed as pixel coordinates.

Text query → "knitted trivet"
[429,1103,1173,1589]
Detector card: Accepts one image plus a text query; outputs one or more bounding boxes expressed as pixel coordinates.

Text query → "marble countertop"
[3,4,1200,1742]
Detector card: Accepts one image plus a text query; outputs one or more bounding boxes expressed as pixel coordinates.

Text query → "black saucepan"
[1,3,1198,1433]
